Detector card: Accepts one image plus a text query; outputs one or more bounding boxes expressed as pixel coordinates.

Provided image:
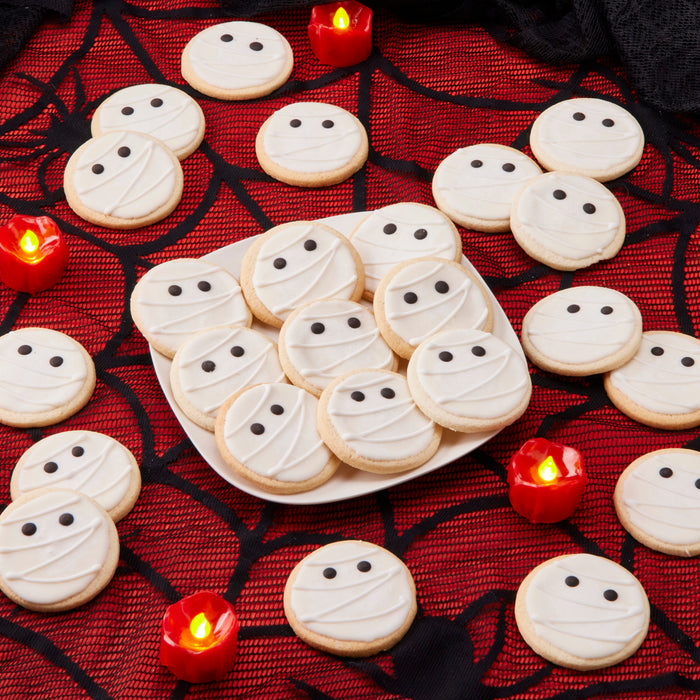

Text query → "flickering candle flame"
[333,6,350,29]
[190,613,212,641]
[20,230,40,257]
[537,456,559,483]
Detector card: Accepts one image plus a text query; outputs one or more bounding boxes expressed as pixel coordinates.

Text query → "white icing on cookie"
[282,300,395,392]
[221,383,332,483]
[0,490,112,605]
[0,328,90,415]
[523,554,648,661]
[261,102,364,174]
[349,203,460,294]
[607,332,700,415]
[326,370,435,461]
[289,541,414,643]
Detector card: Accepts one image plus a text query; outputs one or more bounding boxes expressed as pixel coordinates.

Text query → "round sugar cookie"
[373,256,493,360]
[407,328,531,433]
[348,202,461,299]
[171,325,286,431]
[530,98,645,181]
[255,102,368,187]
[615,448,700,557]
[317,368,441,474]
[130,258,251,359]
[0,489,120,612]
[0,328,95,428]
[279,299,397,397]
[284,540,417,657]
[215,383,339,494]
[432,144,542,232]
[521,286,642,376]
[604,331,700,430]
[240,220,364,327]
[514,553,650,671]
[11,431,140,523]
[181,21,293,100]
[91,84,205,160]
[510,171,626,271]
[63,131,183,229]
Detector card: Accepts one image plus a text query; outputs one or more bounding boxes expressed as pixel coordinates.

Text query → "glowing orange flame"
[537,456,559,483]
[189,613,212,641]
[20,230,40,256]
[333,6,350,29]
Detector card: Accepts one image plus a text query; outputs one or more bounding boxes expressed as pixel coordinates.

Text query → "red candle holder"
[308,1,373,67]
[507,438,587,523]
[160,591,239,684]
[0,215,69,294]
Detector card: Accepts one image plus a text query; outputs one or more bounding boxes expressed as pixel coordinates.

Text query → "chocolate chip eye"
[304,239,317,251]
[49,356,63,367]
[659,467,673,478]
[695,479,700,489]
[231,345,244,357]
[270,404,284,415]
[168,285,182,296]
[197,280,211,292]
[311,322,325,334]
[434,280,449,294]
[357,560,371,572]
[17,345,32,355]
[351,391,365,402]
[553,189,567,200]
[682,356,695,367]
[404,292,418,304]
[117,146,131,158]
[21,523,36,536]
[121,106,134,116]
[414,229,427,240]
[250,423,265,435]
[602,118,615,127]
[567,304,581,313]
[383,223,397,235]
[502,162,515,172]
[470,159,483,168]
[43,461,58,474]
[651,346,664,356]
[565,575,579,587]
[573,112,586,121]
[603,589,618,601]
[323,567,336,579]
[347,317,361,328]
[273,257,286,269]
[220,33,233,42]
[600,306,613,315]
[201,360,216,373]
[322,120,334,129]
[439,351,453,362]
[59,513,74,526]
[583,203,596,214]
[150,98,163,108]
[472,345,486,357]
[91,164,104,174]
[249,41,263,51]
[72,446,84,457]
[380,387,395,399]
[290,119,301,128]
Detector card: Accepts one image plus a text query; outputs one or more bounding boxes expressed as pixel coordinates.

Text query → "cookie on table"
[171,325,286,431]
[284,540,417,657]
[240,220,364,328]
[373,256,493,360]
[181,21,293,100]
[63,131,183,229]
[10,431,140,523]
[521,286,642,376]
[255,102,368,187]
[0,489,120,612]
[317,368,441,474]
[278,299,397,397]
[510,171,626,271]
[530,98,645,182]
[604,331,700,430]
[515,553,650,671]
[91,84,205,160]
[407,328,531,433]
[215,383,339,495]
[130,258,251,358]
[0,327,95,428]
[348,202,462,300]
[615,448,700,557]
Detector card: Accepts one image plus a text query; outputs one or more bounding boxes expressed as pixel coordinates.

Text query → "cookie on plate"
[284,540,417,657]
[181,21,293,100]
[431,143,542,232]
[510,171,626,270]
[0,327,96,428]
[515,553,650,671]
[521,286,642,376]
[10,431,140,523]
[255,102,368,187]
[530,98,645,182]
[278,299,397,397]
[373,256,493,360]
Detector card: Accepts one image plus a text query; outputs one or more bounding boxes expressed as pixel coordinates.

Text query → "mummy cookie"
[349,202,462,299]
[373,257,493,360]
[130,258,251,358]
[408,328,531,433]
[510,171,626,271]
[63,131,183,229]
[284,540,417,657]
[215,383,339,494]
[615,449,700,557]
[255,102,368,187]
[317,369,441,474]
[515,554,650,670]
[0,328,95,428]
[432,144,542,232]
[530,98,645,181]
[0,489,120,612]
[279,299,397,397]
[604,331,700,430]
[240,221,364,327]
[11,431,141,523]
[171,325,285,431]
[91,84,205,160]
[521,287,643,376]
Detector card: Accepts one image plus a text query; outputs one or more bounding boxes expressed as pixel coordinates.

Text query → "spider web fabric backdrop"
[0,1,699,698]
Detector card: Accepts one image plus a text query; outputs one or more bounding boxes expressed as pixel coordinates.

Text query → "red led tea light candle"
[507,438,587,523]
[308,1,373,67]
[160,591,239,684]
